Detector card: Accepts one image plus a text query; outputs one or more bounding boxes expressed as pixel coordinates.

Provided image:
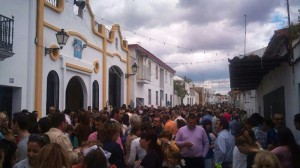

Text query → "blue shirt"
[214,129,235,164]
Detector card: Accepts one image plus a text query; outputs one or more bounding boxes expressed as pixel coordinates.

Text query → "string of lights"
[65,2,248,66]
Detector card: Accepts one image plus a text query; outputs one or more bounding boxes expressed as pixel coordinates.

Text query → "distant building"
[128,44,175,108]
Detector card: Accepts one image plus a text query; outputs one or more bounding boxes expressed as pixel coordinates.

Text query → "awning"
[229,27,291,90]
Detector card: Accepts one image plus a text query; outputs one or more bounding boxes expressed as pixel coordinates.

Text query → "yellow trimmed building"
[0,0,134,118]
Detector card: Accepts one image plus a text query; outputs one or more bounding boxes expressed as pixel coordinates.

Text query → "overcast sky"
[89,0,300,94]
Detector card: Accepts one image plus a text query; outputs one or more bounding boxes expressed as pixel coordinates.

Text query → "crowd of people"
[0,103,300,168]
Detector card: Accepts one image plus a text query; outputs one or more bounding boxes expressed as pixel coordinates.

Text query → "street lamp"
[125,63,138,78]
[45,29,69,56]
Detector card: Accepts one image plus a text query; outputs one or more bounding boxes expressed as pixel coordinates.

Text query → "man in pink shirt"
[175,113,209,168]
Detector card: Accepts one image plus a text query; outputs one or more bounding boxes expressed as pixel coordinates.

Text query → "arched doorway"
[46,70,59,114]
[66,76,84,109]
[109,66,123,108]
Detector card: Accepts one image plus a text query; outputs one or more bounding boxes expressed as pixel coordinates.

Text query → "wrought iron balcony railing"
[0,14,14,60]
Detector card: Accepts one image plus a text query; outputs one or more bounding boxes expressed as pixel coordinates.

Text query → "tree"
[174,80,188,98]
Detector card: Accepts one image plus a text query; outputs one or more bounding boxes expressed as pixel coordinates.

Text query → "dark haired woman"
[138,129,163,168]
[271,127,300,168]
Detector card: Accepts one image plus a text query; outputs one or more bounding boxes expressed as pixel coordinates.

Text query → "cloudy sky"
[89,0,299,94]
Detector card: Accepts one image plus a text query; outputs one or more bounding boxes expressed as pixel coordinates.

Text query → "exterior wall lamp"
[125,63,138,78]
[45,29,69,56]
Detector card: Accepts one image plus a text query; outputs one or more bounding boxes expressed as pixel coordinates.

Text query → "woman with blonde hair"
[252,150,281,168]
[33,143,72,168]
[158,130,180,168]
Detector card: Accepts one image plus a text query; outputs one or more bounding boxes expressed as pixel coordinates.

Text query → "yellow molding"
[126,49,131,105]
[43,22,103,52]
[66,62,93,74]
[68,31,88,43]
[35,0,44,118]
[49,44,60,61]
[107,52,127,63]
[44,0,64,13]
[93,60,100,73]
[44,21,61,32]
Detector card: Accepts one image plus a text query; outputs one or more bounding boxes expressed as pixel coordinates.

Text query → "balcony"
[137,67,151,84]
[0,14,14,61]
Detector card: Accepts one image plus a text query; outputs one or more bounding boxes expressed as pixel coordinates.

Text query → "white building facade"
[0,0,133,118]
[128,44,175,108]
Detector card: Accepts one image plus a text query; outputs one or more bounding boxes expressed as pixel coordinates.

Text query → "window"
[156,91,158,105]
[148,89,151,105]
[165,71,167,83]
[165,93,168,106]
[155,65,158,79]
[170,95,172,107]
[187,98,189,105]
[148,61,151,79]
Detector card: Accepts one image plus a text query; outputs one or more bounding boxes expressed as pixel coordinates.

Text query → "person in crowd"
[75,112,92,145]
[294,113,300,145]
[110,108,125,152]
[0,139,18,168]
[72,113,80,128]
[162,114,177,139]
[128,122,150,168]
[175,113,209,168]
[229,114,242,137]
[125,124,141,167]
[294,113,300,130]
[33,143,72,168]
[266,112,284,150]
[63,108,73,125]
[235,134,260,168]
[248,113,267,149]
[126,114,141,135]
[0,112,15,142]
[172,110,186,124]
[11,112,31,161]
[152,116,163,136]
[65,124,78,149]
[87,115,108,142]
[252,150,281,168]
[47,106,56,116]
[214,118,235,168]
[176,119,186,130]
[271,127,300,168]
[37,117,51,134]
[233,128,261,168]
[13,134,50,168]
[45,112,80,164]
[158,130,180,168]
[121,113,130,144]
[202,119,215,168]
[98,120,125,168]
[200,109,213,125]
[82,144,109,168]
[88,115,96,132]
[137,129,163,168]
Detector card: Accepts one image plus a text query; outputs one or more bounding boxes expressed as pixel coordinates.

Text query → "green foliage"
[174,80,188,98]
